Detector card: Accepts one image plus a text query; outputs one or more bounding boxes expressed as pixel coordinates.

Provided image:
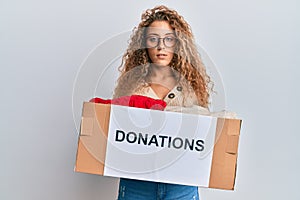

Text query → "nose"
[157,38,165,50]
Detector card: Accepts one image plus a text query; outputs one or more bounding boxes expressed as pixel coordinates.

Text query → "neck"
[150,64,173,78]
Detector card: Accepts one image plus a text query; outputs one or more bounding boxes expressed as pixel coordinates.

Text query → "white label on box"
[104,105,217,187]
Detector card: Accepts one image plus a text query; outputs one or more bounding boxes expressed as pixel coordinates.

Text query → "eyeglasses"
[145,36,177,48]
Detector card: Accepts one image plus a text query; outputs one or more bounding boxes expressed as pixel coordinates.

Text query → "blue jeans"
[117,178,199,200]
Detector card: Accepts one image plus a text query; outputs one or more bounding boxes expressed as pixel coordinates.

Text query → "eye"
[147,37,158,43]
[165,37,175,42]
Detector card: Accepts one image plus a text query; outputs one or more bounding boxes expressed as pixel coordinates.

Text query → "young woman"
[113,5,212,200]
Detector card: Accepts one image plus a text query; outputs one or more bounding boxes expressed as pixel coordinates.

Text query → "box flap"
[209,118,242,190]
[81,117,94,136]
[75,102,111,175]
[226,135,239,155]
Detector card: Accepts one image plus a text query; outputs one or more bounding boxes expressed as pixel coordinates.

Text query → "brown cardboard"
[75,102,242,190]
[208,118,241,190]
[75,102,111,175]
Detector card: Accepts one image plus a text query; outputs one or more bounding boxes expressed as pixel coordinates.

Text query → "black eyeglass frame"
[145,36,177,48]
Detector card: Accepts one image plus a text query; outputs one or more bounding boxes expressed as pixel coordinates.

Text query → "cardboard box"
[75,102,242,190]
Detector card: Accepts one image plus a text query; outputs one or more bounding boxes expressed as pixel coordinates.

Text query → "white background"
[1,0,299,200]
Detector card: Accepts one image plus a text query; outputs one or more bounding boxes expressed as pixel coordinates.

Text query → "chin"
[154,61,171,67]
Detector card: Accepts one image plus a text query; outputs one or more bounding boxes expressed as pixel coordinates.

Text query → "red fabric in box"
[89,95,167,110]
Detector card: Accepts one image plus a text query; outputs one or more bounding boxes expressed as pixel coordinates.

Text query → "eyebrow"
[146,33,175,37]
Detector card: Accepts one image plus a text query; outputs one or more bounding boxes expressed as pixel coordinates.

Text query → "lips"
[157,53,167,58]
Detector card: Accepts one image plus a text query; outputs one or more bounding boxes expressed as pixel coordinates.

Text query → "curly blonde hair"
[113,5,213,107]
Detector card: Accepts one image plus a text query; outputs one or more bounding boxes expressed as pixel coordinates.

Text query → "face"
[145,20,176,67]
